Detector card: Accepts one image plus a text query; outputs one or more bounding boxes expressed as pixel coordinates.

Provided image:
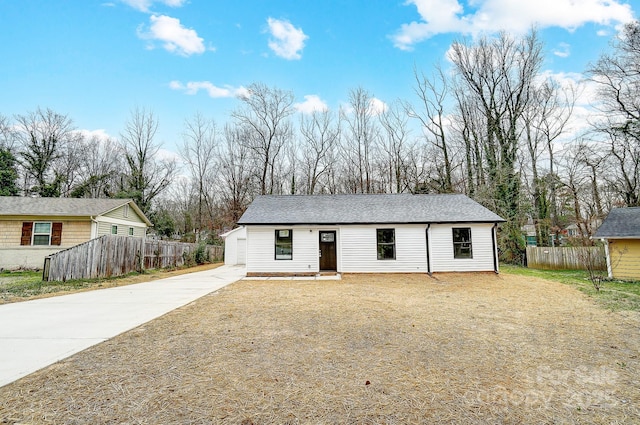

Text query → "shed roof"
[0,196,152,226]
[594,207,640,239]
[237,194,505,225]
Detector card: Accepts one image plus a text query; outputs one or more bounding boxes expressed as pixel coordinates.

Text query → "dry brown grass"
[1,272,639,424]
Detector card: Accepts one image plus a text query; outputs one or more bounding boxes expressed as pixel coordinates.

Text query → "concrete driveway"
[0,265,245,388]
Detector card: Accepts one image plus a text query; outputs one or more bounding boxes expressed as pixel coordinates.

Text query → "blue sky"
[0,0,637,154]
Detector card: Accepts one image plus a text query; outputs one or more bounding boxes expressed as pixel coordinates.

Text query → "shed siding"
[223,227,247,266]
[429,223,495,272]
[102,204,146,224]
[340,224,428,273]
[609,239,640,280]
[246,227,319,273]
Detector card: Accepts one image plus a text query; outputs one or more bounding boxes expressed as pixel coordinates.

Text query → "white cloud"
[553,42,571,58]
[392,0,634,50]
[138,15,205,56]
[369,97,388,115]
[266,18,308,60]
[170,80,248,98]
[121,0,186,13]
[295,95,328,114]
[74,128,115,142]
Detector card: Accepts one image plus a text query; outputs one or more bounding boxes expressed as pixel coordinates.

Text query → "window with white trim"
[33,222,52,246]
[128,227,134,236]
[111,225,118,235]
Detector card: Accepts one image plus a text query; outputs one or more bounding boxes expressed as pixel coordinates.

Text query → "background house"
[237,194,505,276]
[0,197,151,269]
[594,207,640,280]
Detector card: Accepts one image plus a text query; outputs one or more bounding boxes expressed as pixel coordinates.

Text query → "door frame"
[319,230,337,271]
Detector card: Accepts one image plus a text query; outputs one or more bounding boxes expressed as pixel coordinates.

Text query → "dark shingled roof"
[0,196,151,225]
[594,207,640,238]
[238,194,505,225]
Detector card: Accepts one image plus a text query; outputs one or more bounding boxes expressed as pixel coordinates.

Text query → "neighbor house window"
[21,222,62,246]
[275,229,293,260]
[129,227,134,236]
[453,227,473,259]
[111,225,118,235]
[32,222,52,246]
[377,229,396,260]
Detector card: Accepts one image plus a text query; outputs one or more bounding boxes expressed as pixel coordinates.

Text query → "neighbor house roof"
[594,207,640,239]
[237,194,505,225]
[0,196,152,226]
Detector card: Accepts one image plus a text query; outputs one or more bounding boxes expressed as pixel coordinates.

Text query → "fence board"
[526,246,607,271]
[45,235,223,281]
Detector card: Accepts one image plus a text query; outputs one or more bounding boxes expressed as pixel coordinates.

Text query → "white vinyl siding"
[223,227,247,266]
[244,223,497,274]
[340,225,428,273]
[429,223,495,272]
[246,227,320,273]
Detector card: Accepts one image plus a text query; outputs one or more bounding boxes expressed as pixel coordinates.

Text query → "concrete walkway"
[0,265,246,388]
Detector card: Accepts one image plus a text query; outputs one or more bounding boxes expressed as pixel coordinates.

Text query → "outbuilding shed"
[594,207,640,280]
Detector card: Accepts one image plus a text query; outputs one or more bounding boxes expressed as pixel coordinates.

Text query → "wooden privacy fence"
[526,246,607,271]
[44,235,223,281]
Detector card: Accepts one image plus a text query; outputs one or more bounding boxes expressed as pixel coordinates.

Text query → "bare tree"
[587,20,640,206]
[71,136,122,198]
[217,124,254,226]
[341,87,380,193]
[522,78,575,245]
[299,109,340,194]
[449,30,544,261]
[119,107,177,214]
[406,66,453,193]
[180,113,219,241]
[379,100,412,193]
[231,83,295,195]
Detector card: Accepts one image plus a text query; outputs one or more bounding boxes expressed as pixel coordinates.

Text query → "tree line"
[2,24,639,263]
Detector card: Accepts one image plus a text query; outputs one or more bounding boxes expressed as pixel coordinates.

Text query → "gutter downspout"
[426,224,432,276]
[602,238,613,279]
[90,216,98,239]
[492,223,499,274]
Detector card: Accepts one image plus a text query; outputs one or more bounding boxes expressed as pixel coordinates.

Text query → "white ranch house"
[232,194,505,276]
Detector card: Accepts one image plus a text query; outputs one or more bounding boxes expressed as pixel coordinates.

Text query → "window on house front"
[377,229,396,260]
[453,227,473,259]
[275,229,293,260]
[111,225,118,235]
[32,222,52,246]
[129,227,134,236]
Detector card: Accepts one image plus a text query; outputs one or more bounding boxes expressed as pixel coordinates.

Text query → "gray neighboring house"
[594,207,640,280]
[0,197,152,270]
[237,194,505,276]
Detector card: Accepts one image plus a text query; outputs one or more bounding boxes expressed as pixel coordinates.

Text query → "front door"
[319,231,337,271]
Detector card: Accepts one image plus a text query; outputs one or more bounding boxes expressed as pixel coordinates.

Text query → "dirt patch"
[1,272,639,424]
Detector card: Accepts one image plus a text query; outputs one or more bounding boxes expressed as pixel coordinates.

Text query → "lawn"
[0,272,638,424]
[503,265,640,312]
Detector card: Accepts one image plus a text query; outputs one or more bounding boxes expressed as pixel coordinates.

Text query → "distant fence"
[526,246,607,271]
[44,235,223,281]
